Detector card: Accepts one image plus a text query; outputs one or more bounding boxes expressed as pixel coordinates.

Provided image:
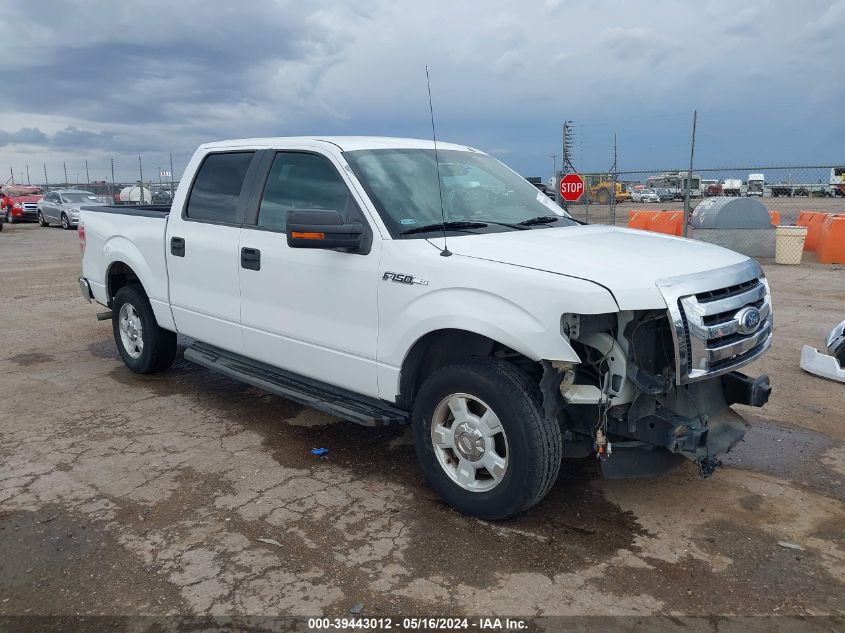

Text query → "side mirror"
[286,208,365,252]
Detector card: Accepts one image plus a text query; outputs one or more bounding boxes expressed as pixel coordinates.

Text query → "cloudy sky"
[1,0,843,184]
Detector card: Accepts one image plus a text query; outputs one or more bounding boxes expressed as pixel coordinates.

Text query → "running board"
[183,342,409,427]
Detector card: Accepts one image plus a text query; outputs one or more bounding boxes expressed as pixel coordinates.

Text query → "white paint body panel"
[80,136,757,405]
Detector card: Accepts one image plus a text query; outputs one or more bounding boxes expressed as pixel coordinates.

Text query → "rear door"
[44,193,61,222]
[165,150,260,355]
[237,148,382,398]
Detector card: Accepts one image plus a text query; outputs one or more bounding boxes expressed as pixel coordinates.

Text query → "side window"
[185,152,254,223]
[257,152,357,231]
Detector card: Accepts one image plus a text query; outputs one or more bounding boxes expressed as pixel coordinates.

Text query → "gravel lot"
[1,223,843,620]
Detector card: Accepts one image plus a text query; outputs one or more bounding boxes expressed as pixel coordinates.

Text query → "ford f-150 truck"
[78,137,773,519]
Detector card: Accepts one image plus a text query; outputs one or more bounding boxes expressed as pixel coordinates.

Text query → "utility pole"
[683,110,697,237]
[549,155,557,185]
[43,163,48,189]
[110,158,116,201]
[26,165,31,185]
[169,153,175,196]
[8,166,13,184]
[138,156,144,204]
[85,160,90,185]
[610,132,618,226]
[63,162,69,188]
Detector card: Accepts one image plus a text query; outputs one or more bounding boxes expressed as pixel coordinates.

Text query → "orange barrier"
[647,210,684,236]
[628,210,655,230]
[627,210,683,235]
[768,210,781,226]
[796,211,828,251]
[817,215,845,264]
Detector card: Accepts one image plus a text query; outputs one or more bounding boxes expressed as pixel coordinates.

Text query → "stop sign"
[559,173,585,202]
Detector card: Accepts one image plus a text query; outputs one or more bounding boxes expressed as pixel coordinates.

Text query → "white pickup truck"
[79,136,773,519]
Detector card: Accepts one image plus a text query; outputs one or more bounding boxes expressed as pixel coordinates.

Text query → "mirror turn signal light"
[291,231,325,240]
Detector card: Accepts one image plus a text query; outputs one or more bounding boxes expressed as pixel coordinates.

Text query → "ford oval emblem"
[735,306,762,335]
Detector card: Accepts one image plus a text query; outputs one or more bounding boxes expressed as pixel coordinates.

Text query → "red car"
[1,185,45,223]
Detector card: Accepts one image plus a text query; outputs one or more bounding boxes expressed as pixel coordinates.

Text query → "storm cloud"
[1,0,843,181]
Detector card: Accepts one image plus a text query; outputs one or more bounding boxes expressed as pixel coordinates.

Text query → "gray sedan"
[37,190,106,230]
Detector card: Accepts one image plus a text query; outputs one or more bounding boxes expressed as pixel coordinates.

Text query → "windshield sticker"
[399,218,417,225]
[536,191,564,216]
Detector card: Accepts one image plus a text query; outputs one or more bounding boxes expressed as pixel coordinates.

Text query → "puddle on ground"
[0,507,185,614]
[5,352,55,366]
[724,417,843,500]
[593,518,843,614]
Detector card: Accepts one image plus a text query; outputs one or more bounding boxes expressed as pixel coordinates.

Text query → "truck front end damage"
[545,259,772,478]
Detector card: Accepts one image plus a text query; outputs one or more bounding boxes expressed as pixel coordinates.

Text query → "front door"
[165,150,257,355]
[238,150,382,398]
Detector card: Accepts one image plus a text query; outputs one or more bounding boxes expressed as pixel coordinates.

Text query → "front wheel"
[412,358,562,520]
[111,285,177,374]
[61,213,71,230]
[6,211,14,224]
[38,211,49,227]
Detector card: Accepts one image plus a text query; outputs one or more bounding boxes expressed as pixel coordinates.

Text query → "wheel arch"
[106,260,143,305]
[397,328,535,410]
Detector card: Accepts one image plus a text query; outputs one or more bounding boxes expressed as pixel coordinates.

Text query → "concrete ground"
[1,223,843,619]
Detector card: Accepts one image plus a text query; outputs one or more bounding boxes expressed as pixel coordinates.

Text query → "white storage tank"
[118,185,153,204]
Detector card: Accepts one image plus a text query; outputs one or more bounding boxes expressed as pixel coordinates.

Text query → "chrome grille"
[22,202,38,211]
[657,260,773,383]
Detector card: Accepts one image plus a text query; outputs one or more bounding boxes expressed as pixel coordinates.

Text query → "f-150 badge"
[382,272,428,286]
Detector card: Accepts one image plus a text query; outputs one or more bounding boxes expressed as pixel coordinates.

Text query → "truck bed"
[80,203,174,330]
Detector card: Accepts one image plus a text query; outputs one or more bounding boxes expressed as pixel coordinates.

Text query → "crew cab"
[1,185,44,223]
[78,137,773,519]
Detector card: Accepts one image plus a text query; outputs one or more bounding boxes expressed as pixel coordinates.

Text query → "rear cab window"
[185,152,255,224]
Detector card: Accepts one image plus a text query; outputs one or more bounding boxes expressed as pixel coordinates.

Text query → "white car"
[78,136,773,519]
[37,189,106,230]
[631,188,661,203]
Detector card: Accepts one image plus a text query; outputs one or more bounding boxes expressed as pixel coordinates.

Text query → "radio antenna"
[426,65,451,257]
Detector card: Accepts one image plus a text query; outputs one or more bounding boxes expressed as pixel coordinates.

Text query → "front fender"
[391,287,581,366]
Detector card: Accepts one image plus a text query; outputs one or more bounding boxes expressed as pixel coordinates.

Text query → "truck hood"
[8,195,43,203]
[443,225,749,310]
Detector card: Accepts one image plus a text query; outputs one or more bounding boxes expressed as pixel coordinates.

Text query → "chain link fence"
[5,155,186,206]
[555,165,845,264]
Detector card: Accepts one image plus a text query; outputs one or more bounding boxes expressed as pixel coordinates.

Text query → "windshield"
[343,148,577,237]
[61,192,100,203]
[4,187,43,197]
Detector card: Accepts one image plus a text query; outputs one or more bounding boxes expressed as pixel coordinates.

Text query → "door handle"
[241,247,261,271]
[170,236,185,257]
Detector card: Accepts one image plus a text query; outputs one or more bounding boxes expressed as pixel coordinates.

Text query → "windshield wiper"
[400,221,488,236]
[479,220,529,230]
[517,215,564,226]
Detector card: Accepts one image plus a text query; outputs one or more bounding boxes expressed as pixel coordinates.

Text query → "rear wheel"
[412,358,562,520]
[111,285,177,374]
[596,190,611,205]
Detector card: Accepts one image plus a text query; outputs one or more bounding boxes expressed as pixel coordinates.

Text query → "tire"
[38,211,49,227]
[596,190,611,205]
[111,285,177,374]
[412,357,562,520]
[6,211,14,224]
[61,213,71,230]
